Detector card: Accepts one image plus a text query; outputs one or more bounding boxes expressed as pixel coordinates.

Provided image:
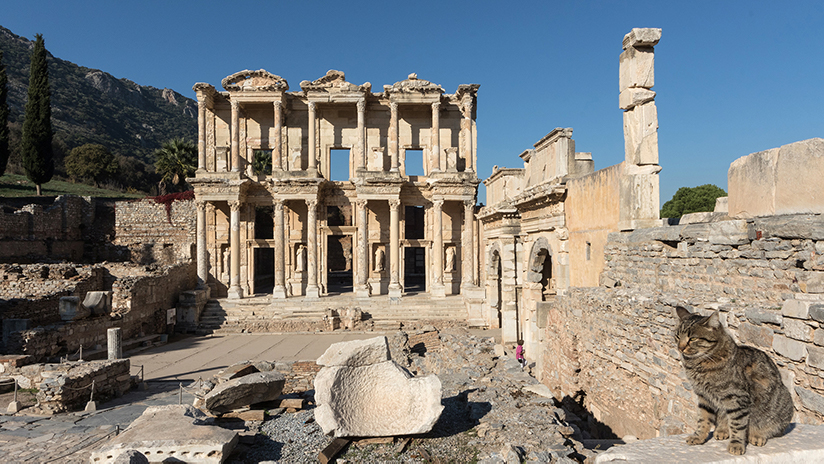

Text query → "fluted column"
[462,199,475,288]
[272,200,287,299]
[388,199,402,297]
[356,99,366,171]
[307,101,317,173]
[389,102,399,172]
[431,101,440,172]
[196,201,207,288]
[230,100,240,172]
[272,101,282,172]
[461,101,472,173]
[197,100,206,170]
[431,199,445,298]
[228,200,244,299]
[305,199,319,298]
[355,199,370,298]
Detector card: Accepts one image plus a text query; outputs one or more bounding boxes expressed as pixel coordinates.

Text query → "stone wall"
[114,196,196,265]
[540,214,824,439]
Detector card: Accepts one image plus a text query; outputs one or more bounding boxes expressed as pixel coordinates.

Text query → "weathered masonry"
[190,70,481,301]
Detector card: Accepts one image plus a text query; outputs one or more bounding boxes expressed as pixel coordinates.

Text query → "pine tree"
[21,34,54,195]
[0,50,9,177]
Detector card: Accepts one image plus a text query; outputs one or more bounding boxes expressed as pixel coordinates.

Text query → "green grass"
[0,173,145,199]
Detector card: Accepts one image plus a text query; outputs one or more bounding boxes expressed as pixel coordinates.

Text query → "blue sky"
[3,0,822,206]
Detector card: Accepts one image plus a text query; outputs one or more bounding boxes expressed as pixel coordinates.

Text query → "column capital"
[432,198,444,209]
[274,199,285,211]
[431,101,440,111]
[273,100,282,110]
[463,199,475,210]
[355,198,367,208]
[231,99,240,110]
[388,198,401,210]
[195,200,207,211]
[307,101,316,112]
[198,100,206,110]
[390,101,398,112]
[229,200,242,212]
[356,99,366,112]
[461,101,472,118]
[205,202,216,213]
[305,198,318,209]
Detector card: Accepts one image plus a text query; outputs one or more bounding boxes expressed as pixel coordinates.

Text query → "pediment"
[222,69,289,92]
[384,73,444,94]
[300,70,371,93]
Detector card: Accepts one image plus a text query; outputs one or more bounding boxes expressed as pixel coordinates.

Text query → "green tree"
[661,184,727,218]
[0,50,9,177]
[154,138,196,193]
[64,143,119,187]
[252,149,272,175]
[21,34,54,195]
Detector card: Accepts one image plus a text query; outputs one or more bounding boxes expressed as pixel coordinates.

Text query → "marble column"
[307,101,317,173]
[197,100,206,170]
[272,200,287,299]
[228,200,244,299]
[355,199,370,298]
[431,199,445,298]
[196,201,207,289]
[356,99,366,171]
[230,100,240,172]
[388,199,402,297]
[462,199,475,288]
[461,102,472,173]
[272,101,282,172]
[389,102,399,172]
[305,199,319,298]
[431,102,441,172]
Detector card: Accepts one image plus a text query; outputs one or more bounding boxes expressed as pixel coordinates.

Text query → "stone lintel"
[622,28,662,50]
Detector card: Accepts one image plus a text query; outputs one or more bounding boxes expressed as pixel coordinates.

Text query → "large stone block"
[772,334,807,361]
[59,296,89,321]
[619,170,661,231]
[728,138,824,218]
[622,28,662,50]
[203,371,285,414]
[83,290,112,316]
[619,46,655,91]
[313,336,443,438]
[622,102,659,165]
[619,88,656,110]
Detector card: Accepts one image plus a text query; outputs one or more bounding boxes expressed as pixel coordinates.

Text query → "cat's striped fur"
[674,306,793,455]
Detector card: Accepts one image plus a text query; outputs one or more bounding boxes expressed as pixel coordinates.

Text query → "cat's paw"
[713,428,730,440]
[686,434,706,445]
[748,435,767,446]
[727,442,746,455]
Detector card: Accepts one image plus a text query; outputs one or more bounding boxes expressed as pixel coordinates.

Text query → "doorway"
[404,246,426,293]
[253,248,274,294]
[327,234,353,294]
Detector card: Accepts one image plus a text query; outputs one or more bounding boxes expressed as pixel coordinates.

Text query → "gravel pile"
[225,327,595,463]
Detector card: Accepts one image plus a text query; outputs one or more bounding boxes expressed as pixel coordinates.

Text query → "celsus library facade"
[190,70,481,302]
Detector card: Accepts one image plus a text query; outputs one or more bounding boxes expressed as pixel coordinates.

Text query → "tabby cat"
[674,306,793,455]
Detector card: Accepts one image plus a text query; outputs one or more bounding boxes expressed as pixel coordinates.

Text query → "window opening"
[253,150,272,175]
[405,149,425,177]
[329,148,351,181]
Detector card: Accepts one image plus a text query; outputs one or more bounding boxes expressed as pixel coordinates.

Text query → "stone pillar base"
[355,286,371,299]
[431,284,446,298]
[305,286,320,299]
[271,286,288,299]
[227,286,244,300]
[388,285,403,298]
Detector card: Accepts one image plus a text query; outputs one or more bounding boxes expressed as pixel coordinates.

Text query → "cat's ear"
[706,310,722,328]
[675,306,691,320]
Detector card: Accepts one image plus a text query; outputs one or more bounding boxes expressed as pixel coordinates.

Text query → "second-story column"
[461,102,472,173]
[355,199,370,298]
[272,200,287,299]
[197,100,206,170]
[196,200,207,288]
[305,199,319,298]
[228,200,244,299]
[462,199,475,288]
[307,101,317,173]
[431,102,441,172]
[431,199,445,298]
[272,101,282,172]
[388,199,402,297]
[356,99,366,171]
[230,100,240,172]
[389,102,399,172]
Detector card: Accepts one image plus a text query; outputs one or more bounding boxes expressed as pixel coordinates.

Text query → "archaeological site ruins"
[0,27,822,462]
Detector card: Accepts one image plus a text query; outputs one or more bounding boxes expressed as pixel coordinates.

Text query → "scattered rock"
[204,371,285,414]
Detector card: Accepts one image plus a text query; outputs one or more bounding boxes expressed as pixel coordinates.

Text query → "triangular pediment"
[222,69,288,92]
[384,73,443,94]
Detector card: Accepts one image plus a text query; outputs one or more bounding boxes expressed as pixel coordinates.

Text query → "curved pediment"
[300,70,371,93]
[222,69,289,92]
[384,73,444,94]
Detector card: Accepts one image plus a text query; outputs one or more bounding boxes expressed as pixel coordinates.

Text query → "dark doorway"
[538,249,553,300]
[405,206,425,240]
[495,252,502,328]
[404,246,426,293]
[254,248,274,294]
[327,235,353,294]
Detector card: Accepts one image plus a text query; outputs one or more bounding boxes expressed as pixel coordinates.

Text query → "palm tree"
[154,138,196,193]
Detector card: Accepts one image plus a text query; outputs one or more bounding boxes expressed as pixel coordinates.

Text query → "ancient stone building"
[190,70,481,302]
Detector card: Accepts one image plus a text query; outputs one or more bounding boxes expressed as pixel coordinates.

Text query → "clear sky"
[3,0,823,206]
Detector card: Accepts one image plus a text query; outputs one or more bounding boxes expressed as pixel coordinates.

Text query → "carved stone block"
[622,101,659,165]
[619,46,655,91]
[619,88,656,110]
[622,28,662,50]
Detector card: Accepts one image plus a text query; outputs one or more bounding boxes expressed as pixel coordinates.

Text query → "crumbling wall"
[541,214,824,439]
[114,196,196,265]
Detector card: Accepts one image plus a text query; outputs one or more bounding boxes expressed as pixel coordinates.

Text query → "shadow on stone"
[424,389,492,439]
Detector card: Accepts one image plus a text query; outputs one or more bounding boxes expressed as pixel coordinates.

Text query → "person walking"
[516,339,526,369]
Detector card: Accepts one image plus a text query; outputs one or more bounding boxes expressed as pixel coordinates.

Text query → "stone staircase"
[196,293,468,334]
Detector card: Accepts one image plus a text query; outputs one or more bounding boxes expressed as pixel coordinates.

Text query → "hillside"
[0,25,197,171]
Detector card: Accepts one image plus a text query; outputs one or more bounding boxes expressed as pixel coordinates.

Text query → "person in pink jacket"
[516,339,526,369]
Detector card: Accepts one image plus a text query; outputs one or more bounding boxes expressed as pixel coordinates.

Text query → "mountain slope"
[0,25,197,167]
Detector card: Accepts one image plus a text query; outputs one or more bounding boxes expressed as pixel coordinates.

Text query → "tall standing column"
[228,200,244,299]
[389,102,399,172]
[461,102,472,173]
[272,101,283,172]
[431,102,441,172]
[272,200,287,299]
[462,199,475,288]
[355,199,370,298]
[230,100,240,172]
[196,201,207,289]
[197,100,206,170]
[356,99,366,171]
[305,199,320,298]
[431,199,445,298]
[388,199,402,297]
[307,101,317,173]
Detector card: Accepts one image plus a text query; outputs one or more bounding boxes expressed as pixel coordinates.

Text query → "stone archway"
[526,237,554,299]
[486,243,503,328]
